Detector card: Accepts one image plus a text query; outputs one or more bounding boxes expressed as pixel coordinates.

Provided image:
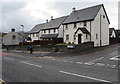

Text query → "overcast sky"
[0,0,119,33]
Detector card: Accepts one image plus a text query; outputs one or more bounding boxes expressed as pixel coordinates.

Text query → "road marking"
[84,62,94,65]
[110,55,120,61]
[109,51,118,55]
[76,62,83,64]
[91,57,104,62]
[95,63,105,66]
[20,61,42,68]
[69,61,74,63]
[63,60,67,62]
[59,71,111,83]
[4,57,14,61]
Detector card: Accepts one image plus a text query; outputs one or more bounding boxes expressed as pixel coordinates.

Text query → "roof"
[63,4,110,24]
[116,29,120,38]
[40,34,58,38]
[75,28,90,34]
[28,16,68,33]
[109,28,116,36]
[28,23,46,33]
[41,16,68,30]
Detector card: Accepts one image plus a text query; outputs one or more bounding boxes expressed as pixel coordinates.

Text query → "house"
[0,32,7,44]
[40,16,67,42]
[63,4,110,47]
[27,23,45,42]
[116,29,120,39]
[3,29,22,45]
[109,28,117,38]
[28,16,68,42]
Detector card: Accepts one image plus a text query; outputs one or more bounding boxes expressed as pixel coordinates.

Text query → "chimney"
[51,16,53,20]
[72,7,76,12]
[46,19,48,23]
[11,28,15,32]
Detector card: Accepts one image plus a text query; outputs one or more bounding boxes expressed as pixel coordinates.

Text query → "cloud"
[0,1,119,33]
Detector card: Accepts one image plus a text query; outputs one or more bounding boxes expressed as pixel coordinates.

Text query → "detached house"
[63,4,110,47]
[3,29,22,45]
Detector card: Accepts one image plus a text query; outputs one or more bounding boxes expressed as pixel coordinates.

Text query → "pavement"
[1,43,120,83]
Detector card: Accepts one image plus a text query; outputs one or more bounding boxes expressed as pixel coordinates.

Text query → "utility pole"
[20,25,24,52]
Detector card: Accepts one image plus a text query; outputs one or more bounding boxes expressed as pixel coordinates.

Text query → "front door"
[78,34,82,44]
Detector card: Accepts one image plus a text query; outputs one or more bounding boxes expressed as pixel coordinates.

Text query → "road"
[2,44,120,84]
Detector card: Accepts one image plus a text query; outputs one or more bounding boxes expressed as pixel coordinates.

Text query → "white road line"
[109,51,118,55]
[91,57,104,62]
[76,62,83,64]
[4,57,14,61]
[63,60,67,62]
[95,63,105,66]
[20,61,42,68]
[59,71,111,83]
[69,61,74,63]
[84,62,94,65]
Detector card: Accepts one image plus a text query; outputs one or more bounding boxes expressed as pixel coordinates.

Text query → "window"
[83,21,87,26]
[74,35,76,41]
[96,34,98,39]
[12,35,16,39]
[86,34,88,39]
[74,23,77,28]
[66,35,69,41]
[33,34,34,37]
[44,30,46,34]
[49,30,50,34]
[65,24,68,30]
[54,29,56,33]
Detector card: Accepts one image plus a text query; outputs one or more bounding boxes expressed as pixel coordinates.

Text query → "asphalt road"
[2,44,120,84]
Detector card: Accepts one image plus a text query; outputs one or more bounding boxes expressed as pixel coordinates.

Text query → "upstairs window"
[83,21,87,27]
[54,29,56,33]
[12,35,16,39]
[65,24,68,30]
[44,30,46,34]
[49,30,50,34]
[74,23,77,28]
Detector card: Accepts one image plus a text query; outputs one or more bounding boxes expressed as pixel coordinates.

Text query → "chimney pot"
[51,16,53,20]
[72,7,76,12]
[11,28,15,32]
[46,19,48,23]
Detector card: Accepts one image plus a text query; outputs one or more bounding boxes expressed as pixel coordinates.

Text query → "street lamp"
[20,25,24,52]
[100,14,105,46]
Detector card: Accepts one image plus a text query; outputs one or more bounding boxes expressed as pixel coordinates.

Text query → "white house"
[28,16,67,42]
[40,16,67,41]
[28,23,45,42]
[63,4,110,47]
[109,28,117,38]
[3,29,22,45]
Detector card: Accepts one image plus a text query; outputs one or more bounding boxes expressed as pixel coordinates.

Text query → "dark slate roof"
[27,23,46,33]
[40,34,58,38]
[41,16,68,30]
[109,28,118,37]
[75,28,90,34]
[28,16,68,33]
[109,28,115,36]
[63,4,110,24]
[116,29,120,38]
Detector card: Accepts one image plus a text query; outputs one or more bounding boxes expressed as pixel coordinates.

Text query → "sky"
[0,0,119,33]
